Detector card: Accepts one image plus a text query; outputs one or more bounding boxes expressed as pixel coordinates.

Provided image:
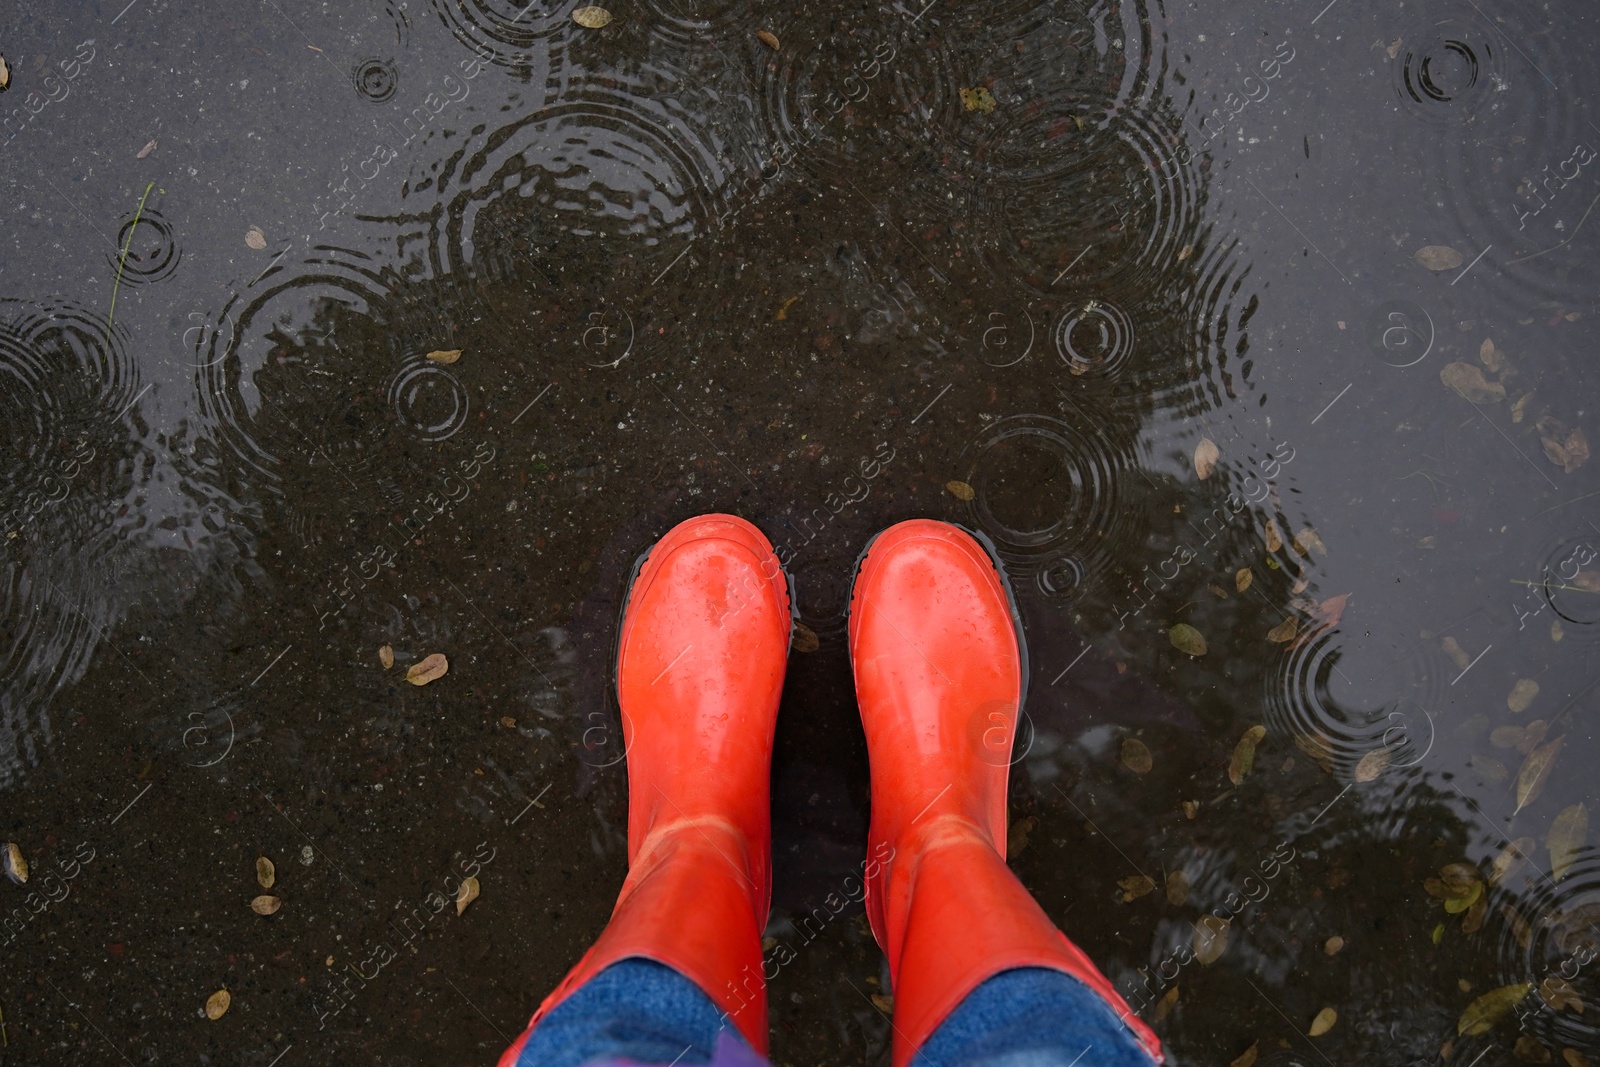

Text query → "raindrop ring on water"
[1054,299,1135,379]
[352,57,400,103]
[106,210,181,287]
[1035,553,1088,603]
[389,360,470,442]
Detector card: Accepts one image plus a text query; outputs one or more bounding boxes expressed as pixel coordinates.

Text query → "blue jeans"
[512,959,1157,1067]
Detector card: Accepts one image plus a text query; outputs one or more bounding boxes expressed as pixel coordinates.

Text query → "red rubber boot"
[497,514,791,1065]
[849,520,1162,1067]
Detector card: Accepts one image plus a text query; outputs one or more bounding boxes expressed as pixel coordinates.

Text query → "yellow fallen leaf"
[456,875,480,915]
[1309,1007,1337,1036]
[1575,571,1600,592]
[1193,915,1230,964]
[1443,881,1482,914]
[256,856,275,889]
[251,894,282,915]
[0,54,9,93]
[1235,567,1253,592]
[206,989,231,1020]
[1182,799,1199,819]
[1564,1049,1592,1067]
[1118,874,1155,901]
[1507,678,1540,713]
[1267,617,1299,643]
[1416,245,1465,271]
[792,623,820,653]
[406,653,449,686]
[1539,419,1590,474]
[1441,362,1505,404]
[1264,519,1283,553]
[1513,393,1535,423]
[1354,746,1391,782]
[1169,623,1207,656]
[1152,984,1179,1022]
[1441,636,1471,670]
[1194,437,1220,479]
[1228,725,1267,785]
[572,6,613,28]
[1177,244,1194,261]
[871,993,894,1013]
[1514,736,1563,813]
[1550,803,1588,882]
[245,226,267,251]
[379,644,394,669]
[426,349,463,364]
[959,86,998,113]
[1166,869,1190,906]
[1324,935,1345,955]
[946,480,975,501]
[1488,838,1536,887]
[1293,527,1327,556]
[1230,1042,1259,1067]
[1121,737,1153,774]
[137,139,158,159]
[756,29,780,50]
[1479,337,1503,372]
[1458,982,1532,1035]
[3,842,28,885]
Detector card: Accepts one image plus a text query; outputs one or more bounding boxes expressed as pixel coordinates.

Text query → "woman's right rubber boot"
[848,520,1162,1067]
[497,514,792,1066]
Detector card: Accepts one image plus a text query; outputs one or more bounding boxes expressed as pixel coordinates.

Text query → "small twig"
[107,181,155,337]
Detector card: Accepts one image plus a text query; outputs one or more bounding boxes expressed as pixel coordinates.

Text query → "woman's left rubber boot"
[497,514,792,1065]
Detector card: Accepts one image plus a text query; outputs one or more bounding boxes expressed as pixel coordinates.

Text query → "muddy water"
[1,0,1599,1063]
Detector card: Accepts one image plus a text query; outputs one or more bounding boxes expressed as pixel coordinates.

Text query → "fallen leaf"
[379,644,394,669]
[1007,815,1036,857]
[406,653,449,686]
[1432,922,1445,945]
[1540,976,1583,1012]
[1121,737,1153,774]
[1502,903,1534,948]
[1416,245,1465,271]
[1517,720,1550,755]
[1439,862,1481,894]
[1166,869,1190,906]
[3,842,27,885]
[1565,1049,1592,1067]
[1489,838,1536,887]
[1324,935,1345,955]
[1480,337,1504,372]
[1312,593,1348,627]
[756,29,780,50]
[1550,804,1587,881]
[1309,1007,1337,1036]
[1539,417,1590,474]
[206,989,231,1020]
[1515,1036,1553,1063]
[137,139,157,159]
[1267,617,1299,643]
[1152,984,1180,1022]
[256,856,275,889]
[1178,244,1194,261]
[1193,915,1230,964]
[1513,393,1535,423]
[1264,519,1283,553]
[1508,678,1540,714]
[456,875,480,915]
[572,6,613,28]
[1293,528,1327,556]
[0,54,9,93]
[426,349,463,364]
[1492,726,1526,749]
[1118,874,1156,902]
[1441,636,1472,670]
[501,716,517,728]
[959,86,998,113]
[1386,37,1403,58]
[1169,623,1207,656]
[1443,881,1483,914]
[1208,583,1230,599]
[1553,619,1565,640]
[1515,736,1564,813]
[251,895,282,915]
[1354,747,1392,782]
[1230,1041,1259,1067]
[1228,725,1267,785]
[1235,567,1253,592]
[1441,362,1506,404]
[792,623,820,653]
[245,226,268,250]
[871,993,894,1013]
[946,479,975,501]
[1194,437,1221,479]
[1182,799,1199,819]
[1458,982,1532,1035]
[1575,571,1600,593]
